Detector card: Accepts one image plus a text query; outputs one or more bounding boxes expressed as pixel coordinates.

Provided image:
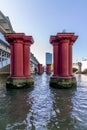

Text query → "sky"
[0,0,87,65]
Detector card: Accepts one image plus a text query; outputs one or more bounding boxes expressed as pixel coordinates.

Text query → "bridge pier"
[5,33,34,88]
[46,64,51,74]
[23,36,33,77]
[50,32,78,88]
[38,64,43,74]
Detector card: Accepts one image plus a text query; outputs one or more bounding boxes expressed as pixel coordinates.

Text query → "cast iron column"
[6,33,24,77]
[38,64,43,74]
[50,36,59,76]
[46,64,51,74]
[23,36,34,77]
[68,41,73,76]
[59,39,69,77]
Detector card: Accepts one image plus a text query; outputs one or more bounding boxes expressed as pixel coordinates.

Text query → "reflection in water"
[0,91,32,129]
[76,74,81,85]
[5,89,32,130]
[72,74,87,130]
[25,73,53,130]
[0,73,87,129]
[0,74,8,88]
[47,88,76,130]
[0,75,32,129]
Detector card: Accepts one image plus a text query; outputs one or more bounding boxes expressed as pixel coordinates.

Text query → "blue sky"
[0,0,87,65]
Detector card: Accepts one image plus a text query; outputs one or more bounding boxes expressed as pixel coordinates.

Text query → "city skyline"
[0,0,87,65]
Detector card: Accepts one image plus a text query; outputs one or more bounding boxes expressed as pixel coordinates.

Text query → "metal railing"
[0,58,10,68]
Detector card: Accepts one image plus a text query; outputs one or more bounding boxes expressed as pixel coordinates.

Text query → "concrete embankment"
[0,64,10,74]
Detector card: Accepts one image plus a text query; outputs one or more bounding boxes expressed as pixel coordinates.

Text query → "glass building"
[46,52,52,65]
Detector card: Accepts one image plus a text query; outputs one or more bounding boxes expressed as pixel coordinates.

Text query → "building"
[0,10,39,73]
[30,53,39,74]
[0,10,14,68]
[46,52,52,65]
[0,11,14,34]
[0,33,10,61]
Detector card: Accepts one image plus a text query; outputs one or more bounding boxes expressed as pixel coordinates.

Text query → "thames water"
[0,73,87,130]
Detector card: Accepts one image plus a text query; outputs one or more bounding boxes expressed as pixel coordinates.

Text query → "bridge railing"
[0,58,10,68]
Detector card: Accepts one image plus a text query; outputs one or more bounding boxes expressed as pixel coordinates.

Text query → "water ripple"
[0,73,87,130]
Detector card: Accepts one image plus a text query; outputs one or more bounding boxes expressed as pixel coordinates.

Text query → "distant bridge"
[73,62,82,73]
[73,61,87,73]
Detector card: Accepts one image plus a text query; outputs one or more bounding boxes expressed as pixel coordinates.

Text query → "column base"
[46,72,51,75]
[50,76,77,89]
[6,77,34,89]
[38,72,43,75]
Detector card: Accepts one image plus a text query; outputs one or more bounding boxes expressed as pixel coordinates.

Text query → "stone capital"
[59,39,69,44]
[5,33,25,44]
[50,36,57,44]
[24,36,34,45]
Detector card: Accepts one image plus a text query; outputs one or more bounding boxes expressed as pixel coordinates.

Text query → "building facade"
[46,52,52,65]
[0,11,39,73]
[0,11,13,68]
[30,53,39,74]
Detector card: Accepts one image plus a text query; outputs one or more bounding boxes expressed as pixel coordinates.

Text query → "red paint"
[59,39,69,76]
[38,64,43,74]
[5,33,34,78]
[50,36,59,76]
[53,43,59,76]
[13,39,24,77]
[50,33,78,77]
[46,64,51,73]
[23,36,34,77]
[69,42,73,76]
[6,34,24,77]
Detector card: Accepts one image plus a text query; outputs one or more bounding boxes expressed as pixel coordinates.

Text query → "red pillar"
[59,39,69,77]
[50,32,78,88]
[53,43,59,76]
[46,64,51,74]
[23,36,34,77]
[5,33,34,88]
[68,42,73,76]
[10,43,14,76]
[50,36,59,76]
[14,39,24,77]
[50,33,78,78]
[38,64,43,74]
[6,33,24,77]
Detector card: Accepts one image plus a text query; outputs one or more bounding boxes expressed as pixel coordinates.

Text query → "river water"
[0,73,87,130]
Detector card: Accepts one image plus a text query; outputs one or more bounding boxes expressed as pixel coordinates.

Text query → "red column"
[53,43,59,76]
[50,36,59,77]
[23,36,34,77]
[5,34,24,78]
[38,64,40,73]
[42,66,44,73]
[59,39,69,77]
[13,40,24,77]
[38,64,43,74]
[10,43,14,76]
[69,42,73,76]
[46,64,51,73]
